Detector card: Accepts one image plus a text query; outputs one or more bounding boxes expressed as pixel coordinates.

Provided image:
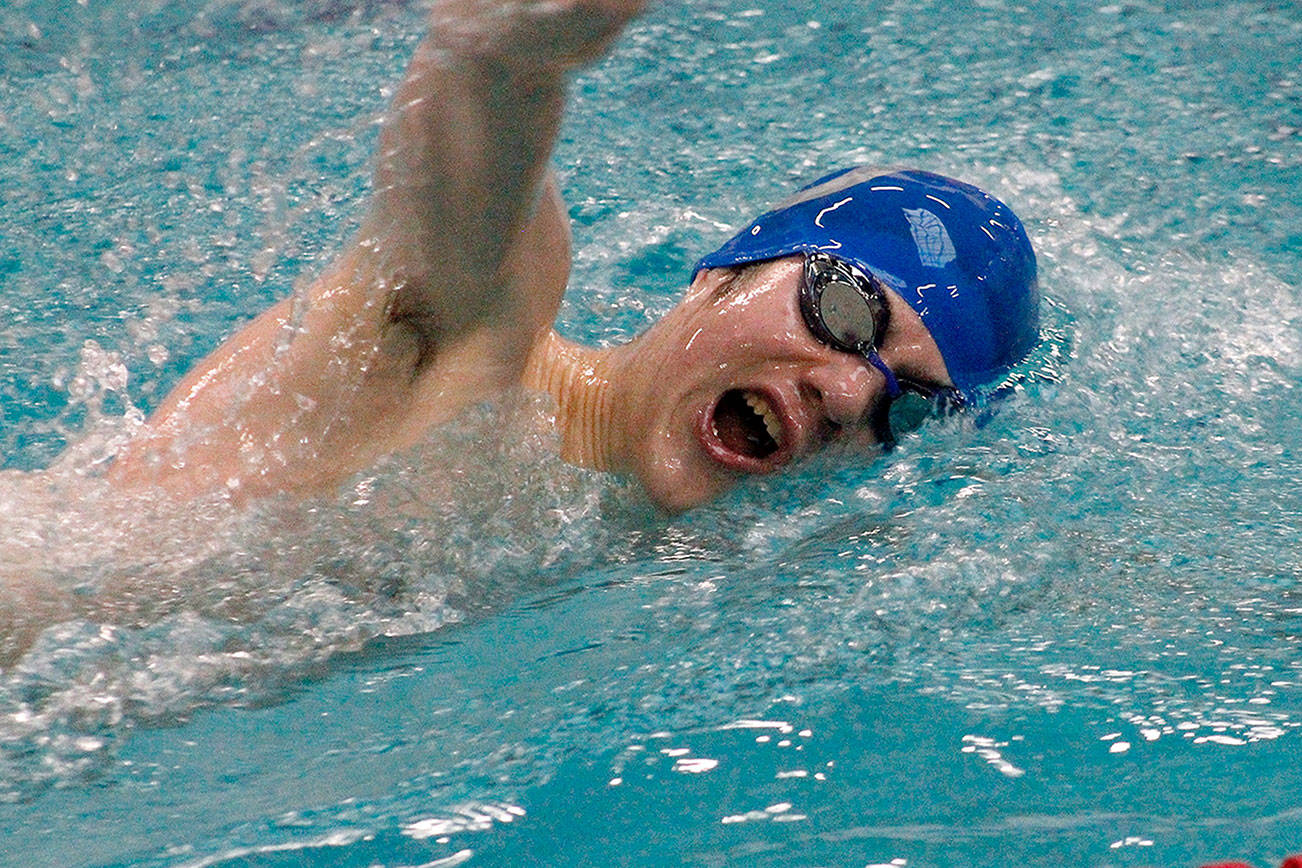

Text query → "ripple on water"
[0,3,1300,859]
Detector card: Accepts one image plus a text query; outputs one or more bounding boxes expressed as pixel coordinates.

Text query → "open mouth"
[709,388,784,461]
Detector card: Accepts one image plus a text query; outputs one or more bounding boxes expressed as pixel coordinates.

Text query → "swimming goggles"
[798,252,961,445]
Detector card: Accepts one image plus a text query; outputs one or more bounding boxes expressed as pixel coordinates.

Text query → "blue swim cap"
[693,167,1039,400]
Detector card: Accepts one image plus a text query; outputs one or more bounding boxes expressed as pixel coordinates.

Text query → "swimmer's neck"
[523,331,623,473]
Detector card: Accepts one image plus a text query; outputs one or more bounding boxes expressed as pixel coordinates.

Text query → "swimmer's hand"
[430,0,648,72]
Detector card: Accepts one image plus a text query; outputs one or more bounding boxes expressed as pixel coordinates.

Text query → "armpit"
[381,292,441,380]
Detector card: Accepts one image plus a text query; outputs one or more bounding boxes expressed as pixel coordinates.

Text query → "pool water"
[1,0,1300,865]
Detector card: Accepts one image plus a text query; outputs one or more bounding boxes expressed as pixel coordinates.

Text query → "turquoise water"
[1,0,1300,865]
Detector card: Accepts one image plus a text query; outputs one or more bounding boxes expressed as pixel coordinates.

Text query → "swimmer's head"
[573,166,1039,511]
[693,166,1040,402]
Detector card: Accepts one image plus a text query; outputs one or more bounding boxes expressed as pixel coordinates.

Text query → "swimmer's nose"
[803,353,891,429]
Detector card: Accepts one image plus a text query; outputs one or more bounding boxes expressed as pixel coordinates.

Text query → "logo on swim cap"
[693,166,1039,400]
[902,208,956,269]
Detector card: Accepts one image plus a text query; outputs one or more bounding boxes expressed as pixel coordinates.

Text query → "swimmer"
[109,0,1039,513]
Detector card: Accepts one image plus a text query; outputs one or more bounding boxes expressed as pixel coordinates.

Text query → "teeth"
[745,392,783,445]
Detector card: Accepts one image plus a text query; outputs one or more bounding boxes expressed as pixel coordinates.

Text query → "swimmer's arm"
[110,0,644,499]
[358,0,646,338]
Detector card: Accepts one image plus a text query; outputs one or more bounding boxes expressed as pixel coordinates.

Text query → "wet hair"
[706,259,775,304]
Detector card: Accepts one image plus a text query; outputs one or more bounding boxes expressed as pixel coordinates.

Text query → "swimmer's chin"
[624,456,741,514]
[641,487,717,515]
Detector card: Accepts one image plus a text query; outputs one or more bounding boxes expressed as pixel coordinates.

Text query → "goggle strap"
[864,350,904,399]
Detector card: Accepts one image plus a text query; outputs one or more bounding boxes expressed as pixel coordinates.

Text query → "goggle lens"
[800,253,888,353]
[799,252,961,447]
[818,279,880,349]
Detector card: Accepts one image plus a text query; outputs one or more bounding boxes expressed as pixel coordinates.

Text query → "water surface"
[1,0,1300,865]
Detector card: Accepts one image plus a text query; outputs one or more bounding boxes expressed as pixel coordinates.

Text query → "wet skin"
[107,0,952,516]
[605,256,954,511]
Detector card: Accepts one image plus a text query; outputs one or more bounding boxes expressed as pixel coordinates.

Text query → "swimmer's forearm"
[365,47,566,295]
[359,0,644,318]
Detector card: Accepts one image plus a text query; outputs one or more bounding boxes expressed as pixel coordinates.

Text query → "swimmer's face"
[614,256,954,511]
